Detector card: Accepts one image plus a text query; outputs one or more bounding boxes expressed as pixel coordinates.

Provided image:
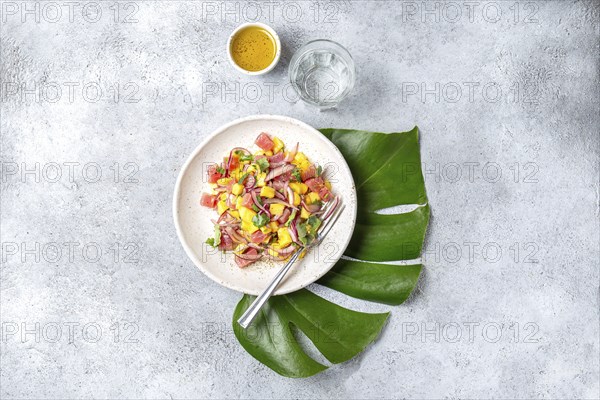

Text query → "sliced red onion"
[269,161,287,169]
[275,244,296,255]
[271,213,282,221]
[244,174,256,189]
[290,218,303,246]
[217,211,230,224]
[225,227,247,244]
[265,164,295,181]
[251,189,270,217]
[288,225,298,243]
[284,142,299,162]
[271,180,285,191]
[231,147,251,155]
[273,190,286,200]
[301,200,321,213]
[268,152,285,163]
[226,147,251,175]
[322,196,339,221]
[278,208,291,224]
[212,216,240,227]
[219,222,240,228]
[263,198,297,209]
[286,186,295,205]
[226,194,237,208]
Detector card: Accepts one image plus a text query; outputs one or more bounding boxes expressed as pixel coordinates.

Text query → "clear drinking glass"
[288,40,356,110]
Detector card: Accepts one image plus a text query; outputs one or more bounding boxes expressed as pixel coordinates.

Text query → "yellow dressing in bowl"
[230,26,277,72]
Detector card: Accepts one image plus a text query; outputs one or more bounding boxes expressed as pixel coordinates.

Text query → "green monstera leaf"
[232,127,429,377]
[317,127,429,303]
[233,290,389,378]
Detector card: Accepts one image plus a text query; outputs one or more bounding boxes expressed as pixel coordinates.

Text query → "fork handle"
[237,250,302,328]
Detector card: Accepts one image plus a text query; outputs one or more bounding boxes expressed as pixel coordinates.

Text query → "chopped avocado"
[256,158,269,172]
[252,213,269,228]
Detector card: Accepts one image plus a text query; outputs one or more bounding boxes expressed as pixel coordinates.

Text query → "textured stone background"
[1,1,599,398]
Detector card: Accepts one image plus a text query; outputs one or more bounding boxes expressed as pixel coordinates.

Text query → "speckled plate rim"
[173,114,357,295]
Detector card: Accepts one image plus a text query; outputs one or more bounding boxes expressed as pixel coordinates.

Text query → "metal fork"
[237,200,345,328]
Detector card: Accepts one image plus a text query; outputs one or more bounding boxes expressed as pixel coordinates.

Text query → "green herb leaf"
[233,289,388,377]
[237,173,249,185]
[316,165,323,177]
[252,213,269,228]
[296,222,308,245]
[216,166,225,175]
[252,204,260,213]
[205,225,222,248]
[240,154,254,162]
[214,225,221,246]
[284,209,297,227]
[292,168,302,182]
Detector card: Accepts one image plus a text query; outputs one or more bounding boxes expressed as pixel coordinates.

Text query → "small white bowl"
[227,23,281,76]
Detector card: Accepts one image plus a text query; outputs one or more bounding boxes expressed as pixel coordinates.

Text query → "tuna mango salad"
[200,132,338,268]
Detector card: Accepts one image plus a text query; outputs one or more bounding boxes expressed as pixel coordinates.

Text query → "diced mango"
[292,157,310,173]
[232,183,244,196]
[235,196,243,210]
[269,221,279,231]
[239,206,257,223]
[265,150,273,157]
[230,170,242,181]
[257,173,266,187]
[217,200,228,215]
[229,210,240,219]
[324,180,332,190]
[272,137,284,153]
[289,182,308,194]
[293,192,301,206]
[306,192,321,204]
[294,152,308,163]
[269,203,285,216]
[260,186,275,198]
[260,226,272,234]
[301,161,311,172]
[234,244,246,254]
[217,177,233,186]
[300,207,310,219]
[219,192,227,201]
[241,220,259,233]
[277,228,293,247]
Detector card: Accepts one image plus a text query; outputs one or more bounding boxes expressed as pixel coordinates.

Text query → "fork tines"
[314,198,345,244]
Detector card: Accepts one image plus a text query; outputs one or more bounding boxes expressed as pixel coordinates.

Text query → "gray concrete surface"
[1,1,599,398]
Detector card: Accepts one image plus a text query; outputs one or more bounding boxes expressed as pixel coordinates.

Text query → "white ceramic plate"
[173,115,357,295]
